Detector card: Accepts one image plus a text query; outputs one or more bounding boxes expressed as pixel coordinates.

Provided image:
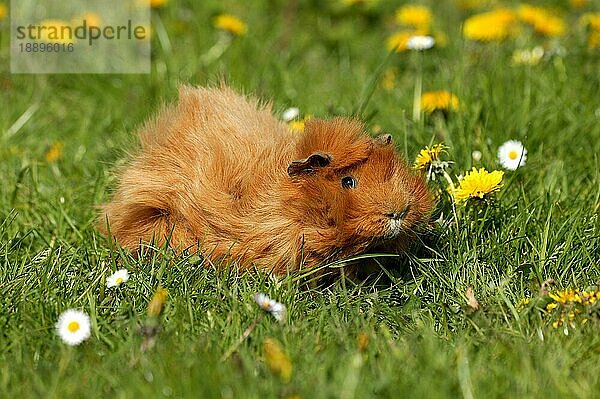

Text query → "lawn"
[1,0,599,398]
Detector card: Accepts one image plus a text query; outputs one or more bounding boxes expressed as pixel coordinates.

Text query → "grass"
[1,0,600,398]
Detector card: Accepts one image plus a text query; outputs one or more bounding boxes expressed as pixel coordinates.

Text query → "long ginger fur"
[99,85,434,274]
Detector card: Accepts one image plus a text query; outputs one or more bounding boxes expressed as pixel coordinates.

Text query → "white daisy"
[498,140,527,170]
[281,107,300,122]
[407,35,435,51]
[106,269,130,288]
[56,309,91,346]
[254,293,286,322]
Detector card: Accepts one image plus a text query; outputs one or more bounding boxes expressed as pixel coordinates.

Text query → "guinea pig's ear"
[287,152,332,176]
[374,133,393,147]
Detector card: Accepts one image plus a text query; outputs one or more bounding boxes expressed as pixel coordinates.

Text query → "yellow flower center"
[508,150,518,160]
[67,321,80,333]
[116,277,123,284]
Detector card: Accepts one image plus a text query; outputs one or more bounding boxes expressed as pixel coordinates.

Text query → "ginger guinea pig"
[99,85,434,274]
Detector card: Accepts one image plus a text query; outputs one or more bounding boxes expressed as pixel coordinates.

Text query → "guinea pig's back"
[100,85,296,251]
[177,86,295,196]
[138,85,295,176]
[173,86,290,145]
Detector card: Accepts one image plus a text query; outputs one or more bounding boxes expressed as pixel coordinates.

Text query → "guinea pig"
[99,85,434,275]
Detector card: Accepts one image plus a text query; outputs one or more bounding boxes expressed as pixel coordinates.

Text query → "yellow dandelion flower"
[579,13,600,31]
[587,30,600,48]
[83,13,101,27]
[288,114,312,133]
[580,13,600,48]
[517,5,544,26]
[148,287,168,317]
[420,91,460,113]
[413,143,453,181]
[289,120,305,132]
[395,5,432,30]
[0,3,7,21]
[549,289,578,304]
[72,12,101,28]
[463,8,518,42]
[580,13,600,49]
[413,143,445,170]
[488,9,518,25]
[516,297,531,311]
[568,311,578,320]
[582,291,598,305]
[214,14,247,36]
[386,31,415,52]
[546,302,558,312]
[549,289,599,305]
[517,5,565,37]
[263,338,292,383]
[552,320,562,329]
[45,142,64,162]
[544,288,600,330]
[451,167,504,203]
[532,16,565,37]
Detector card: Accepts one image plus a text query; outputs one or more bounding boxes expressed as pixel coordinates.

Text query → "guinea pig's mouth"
[381,209,409,240]
[382,221,404,241]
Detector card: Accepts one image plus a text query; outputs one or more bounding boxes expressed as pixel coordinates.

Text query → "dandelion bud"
[148,287,168,317]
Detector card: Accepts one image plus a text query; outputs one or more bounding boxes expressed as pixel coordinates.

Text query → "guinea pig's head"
[287,118,434,257]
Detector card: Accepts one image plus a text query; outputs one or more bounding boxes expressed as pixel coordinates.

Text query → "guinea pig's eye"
[341,176,357,189]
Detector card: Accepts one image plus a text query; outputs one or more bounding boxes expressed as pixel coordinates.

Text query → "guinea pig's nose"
[386,208,409,221]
